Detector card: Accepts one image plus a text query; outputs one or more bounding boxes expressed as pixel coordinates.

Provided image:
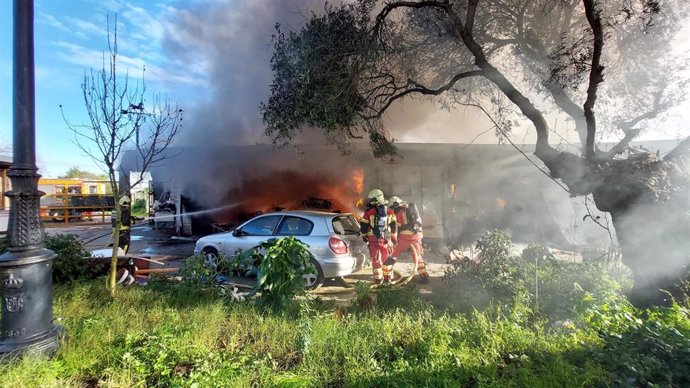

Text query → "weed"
[352,280,375,311]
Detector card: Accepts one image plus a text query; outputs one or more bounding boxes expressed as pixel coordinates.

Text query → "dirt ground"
[311,261,448,304]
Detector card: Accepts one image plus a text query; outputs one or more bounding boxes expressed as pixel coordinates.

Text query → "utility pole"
[0,0,61,359]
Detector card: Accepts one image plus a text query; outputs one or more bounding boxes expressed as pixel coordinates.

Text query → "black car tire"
[201,247,220,270]
[304,258,324,290]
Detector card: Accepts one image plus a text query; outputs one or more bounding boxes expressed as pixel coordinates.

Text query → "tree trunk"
[108,200,122,298]
[537,148,689,306]
[589,153,690,306]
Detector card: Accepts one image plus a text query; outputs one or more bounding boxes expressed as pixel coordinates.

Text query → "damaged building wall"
[364,144,613,250]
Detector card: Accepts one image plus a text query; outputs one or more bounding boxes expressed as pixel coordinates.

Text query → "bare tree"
[62,16,183,297]
[261,0,690,306]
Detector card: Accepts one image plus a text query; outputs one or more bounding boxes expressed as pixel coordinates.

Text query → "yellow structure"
[38,178,110,195]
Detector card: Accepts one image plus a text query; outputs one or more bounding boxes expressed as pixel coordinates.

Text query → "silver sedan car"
[193,210,368,288]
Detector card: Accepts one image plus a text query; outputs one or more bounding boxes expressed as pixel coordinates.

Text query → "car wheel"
[202,248,220,270]
[304,258,324,290]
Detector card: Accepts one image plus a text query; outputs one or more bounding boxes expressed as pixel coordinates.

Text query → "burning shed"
[120,142,617,250]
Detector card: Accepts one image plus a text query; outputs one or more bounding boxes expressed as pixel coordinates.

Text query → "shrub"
[375,284,426,312]
[178,254,223,288]
[132,198,147,215]
[248,236,316,308]
[575,288,690,387]
[476,229,512,260]
[521,242,554,262]
[1,234,107,283]
[528,259,620,321]
[47,234,108,284]
[440,231,629,321]
[440,230,528,312]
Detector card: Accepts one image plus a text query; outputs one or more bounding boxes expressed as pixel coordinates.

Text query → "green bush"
[352,280,375,311]
[573,288,690,387]
[439,231,629,322]
[178,254,223,288]
[131,198,148,217]
[247,236,316,308]
[476,229,512,260]
[46,234,108,284]
[1,234,106,284]
[528,259,621,321]
[521,242,554,262]
[441,230,528,312]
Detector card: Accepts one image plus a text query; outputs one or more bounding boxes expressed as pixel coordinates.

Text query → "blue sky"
[0,0,208,177]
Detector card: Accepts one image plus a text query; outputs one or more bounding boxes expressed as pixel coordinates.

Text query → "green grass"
[0,278,688,387]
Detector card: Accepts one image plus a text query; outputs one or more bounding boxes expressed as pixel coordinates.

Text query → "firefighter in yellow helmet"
[117,194,132,254]
[359,189,397,284]
[386,195,429,282]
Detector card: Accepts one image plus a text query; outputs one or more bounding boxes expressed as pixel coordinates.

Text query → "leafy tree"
[59,166,108,180]
[261,0,690,306]
[62,16,183,297]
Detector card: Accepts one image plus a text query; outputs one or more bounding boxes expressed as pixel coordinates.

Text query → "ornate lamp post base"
[0,248,61,360]
[0,168,62,360]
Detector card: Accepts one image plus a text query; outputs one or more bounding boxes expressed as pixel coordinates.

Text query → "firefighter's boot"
[372,267,383,285]
[382,265,392,285]
[417,261,430,284]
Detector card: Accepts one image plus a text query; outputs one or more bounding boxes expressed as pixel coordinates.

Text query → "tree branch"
[582,0,604,159]
[597,89,667,159]
[367,70,485,119]
[374,0,451,37]
[442,4,558,160]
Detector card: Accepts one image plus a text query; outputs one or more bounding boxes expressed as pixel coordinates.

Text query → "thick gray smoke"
[160,0,500,147]
[161,0,332,146]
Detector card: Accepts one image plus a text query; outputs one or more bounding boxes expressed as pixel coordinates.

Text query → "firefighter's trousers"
[392,233,429,278]
[367,236,391,282]
[118,226,131,254]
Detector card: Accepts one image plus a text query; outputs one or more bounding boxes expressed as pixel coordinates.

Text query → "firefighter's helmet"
[367,189,385,205]
[119,195,131,206]
[389,196,403,207]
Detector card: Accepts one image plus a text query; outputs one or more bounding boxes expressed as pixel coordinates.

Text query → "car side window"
[332,215,360,235]
[241,215,282,236]
[276,216,313,236]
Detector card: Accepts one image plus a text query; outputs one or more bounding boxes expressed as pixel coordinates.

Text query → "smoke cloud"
[160,0,509,147]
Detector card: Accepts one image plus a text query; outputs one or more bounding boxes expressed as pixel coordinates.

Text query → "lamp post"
[0,0,60,359]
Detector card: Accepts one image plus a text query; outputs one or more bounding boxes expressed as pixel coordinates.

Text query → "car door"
[224,214,283,255]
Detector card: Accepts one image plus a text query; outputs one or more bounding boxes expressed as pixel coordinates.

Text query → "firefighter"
[360,189,397,284]
[386,196,429,282]
[118,194,132,254]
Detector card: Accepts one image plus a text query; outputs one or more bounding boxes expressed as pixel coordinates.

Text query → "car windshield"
[331,215,360,235]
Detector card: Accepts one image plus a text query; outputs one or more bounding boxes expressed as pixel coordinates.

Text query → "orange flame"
[496,197,506,209]
[352,168,364,194]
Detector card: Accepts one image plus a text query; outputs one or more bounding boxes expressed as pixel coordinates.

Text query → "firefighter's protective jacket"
[393,202,422,236]
[360,204,397,239]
